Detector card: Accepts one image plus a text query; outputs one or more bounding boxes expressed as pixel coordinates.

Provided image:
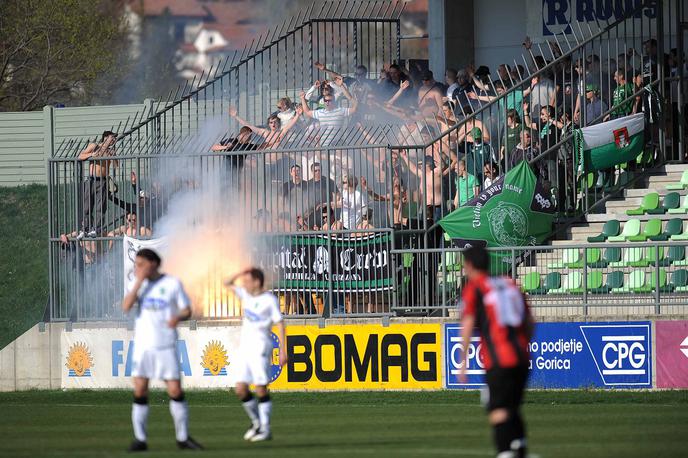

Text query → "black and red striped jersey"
[462,274,532,370]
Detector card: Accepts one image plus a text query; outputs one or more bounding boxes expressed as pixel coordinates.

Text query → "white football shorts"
[131,346,181,381]
[232,350,272,386]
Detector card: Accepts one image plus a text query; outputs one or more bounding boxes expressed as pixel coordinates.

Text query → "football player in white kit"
[224,267,287,442]
[121,249,203,452]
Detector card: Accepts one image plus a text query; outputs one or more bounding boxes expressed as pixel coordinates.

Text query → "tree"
[0,0,129,111]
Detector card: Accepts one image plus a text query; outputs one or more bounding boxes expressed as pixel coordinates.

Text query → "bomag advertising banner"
[271,324,442,390]
[60,324,442,390]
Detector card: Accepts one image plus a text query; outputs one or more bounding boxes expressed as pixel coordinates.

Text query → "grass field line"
[2,402,682,409]
[0,402,488,408]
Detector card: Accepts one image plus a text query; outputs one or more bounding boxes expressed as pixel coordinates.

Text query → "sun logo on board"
[65,342,93,377]
[201,341,229,376]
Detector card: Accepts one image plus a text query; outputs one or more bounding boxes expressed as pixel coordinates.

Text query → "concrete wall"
[0,103,152,187]
[0,315,682,391]
[0,323,63,391]
[473,0,527,73]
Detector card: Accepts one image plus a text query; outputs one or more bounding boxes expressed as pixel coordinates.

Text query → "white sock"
[258,398,272,433]
[169,399,189,442]
[242,397,260,426]
[132,402,149,442]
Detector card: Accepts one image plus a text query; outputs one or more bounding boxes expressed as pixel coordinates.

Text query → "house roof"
[200,1,269,51]
[129,0,210,18]
[403,0,427,13]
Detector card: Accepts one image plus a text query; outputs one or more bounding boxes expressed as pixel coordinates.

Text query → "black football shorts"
[484,365,529,412]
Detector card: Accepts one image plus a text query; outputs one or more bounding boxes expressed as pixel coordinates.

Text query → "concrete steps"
[549,163,688,245]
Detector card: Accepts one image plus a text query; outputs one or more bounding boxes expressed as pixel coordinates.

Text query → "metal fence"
[47,0,688,321]
[393,241,688,317]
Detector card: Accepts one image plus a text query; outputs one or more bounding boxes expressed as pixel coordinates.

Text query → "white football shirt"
[131,275,190,350]
[234,286,283,353]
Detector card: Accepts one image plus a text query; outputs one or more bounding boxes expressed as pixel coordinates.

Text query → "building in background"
[126,0,429,85]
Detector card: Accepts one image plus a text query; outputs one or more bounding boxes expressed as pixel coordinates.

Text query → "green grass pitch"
[0,390,686,457]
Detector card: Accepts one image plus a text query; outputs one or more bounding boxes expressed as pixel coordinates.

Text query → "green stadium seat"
[593,270,624,294]
[602,247,622,266]
[667,194,688,214]
[588,247,608,268]
[629,270,651,293]
[653,192,681,214]
[588,219,620,243]
[586,271,604,292]
[550,272,583,294]
[642,246,666,267]
[608,219,640,242]
[443,251,462,271]
[529,272,561,295]
[610,247,645,267]
[626,192,659,215]
[648,269,668,292]
[666,169,688,190]
[627,218,661,242]
[547,248,579,269]
[667,269,688,293]
[611,271,628,294]
[649,218,684,241]
[522,272,540,294]
[563,248,601,269]
[670,221,688,241]
[582,247,602,267]
[659,245,686,267]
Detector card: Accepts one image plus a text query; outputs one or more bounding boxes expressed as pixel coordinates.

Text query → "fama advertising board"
[61,324,441,390]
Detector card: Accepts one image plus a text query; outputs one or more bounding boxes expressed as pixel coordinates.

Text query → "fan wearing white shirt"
[224,268,288,442]
[325,174,368,230]
[300,75,358,146]
[121,249,202,453]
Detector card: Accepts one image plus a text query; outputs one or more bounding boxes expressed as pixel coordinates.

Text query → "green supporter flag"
[573,113,645,172]
[439,161,555,273]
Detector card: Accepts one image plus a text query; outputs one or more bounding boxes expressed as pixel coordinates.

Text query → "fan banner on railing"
[574,113,645,172]
[123,236,168,293]
[439,161,555,273]
[254,233,393,292]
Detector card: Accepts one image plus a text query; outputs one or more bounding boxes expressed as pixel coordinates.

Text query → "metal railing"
[393,241,688,317]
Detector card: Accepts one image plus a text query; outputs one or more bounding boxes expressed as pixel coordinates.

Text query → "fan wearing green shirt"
[453,159,480,209]
[605,70,634,121]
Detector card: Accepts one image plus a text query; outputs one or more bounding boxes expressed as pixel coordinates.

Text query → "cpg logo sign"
[579,324,652,387]
[445,324,485,388]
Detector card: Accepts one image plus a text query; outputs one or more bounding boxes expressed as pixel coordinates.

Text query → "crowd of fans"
[207,36,678,233]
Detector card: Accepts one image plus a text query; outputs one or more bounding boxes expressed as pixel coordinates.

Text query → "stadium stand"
[45,0,688,321]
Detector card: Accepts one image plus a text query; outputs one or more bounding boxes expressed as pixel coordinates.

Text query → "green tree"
[0,0,129,111]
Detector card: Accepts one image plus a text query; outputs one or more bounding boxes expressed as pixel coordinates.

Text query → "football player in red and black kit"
[458,246,534,458]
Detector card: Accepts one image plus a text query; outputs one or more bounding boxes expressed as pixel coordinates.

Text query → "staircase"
[558,164,687,244]
[513,163,688,319]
